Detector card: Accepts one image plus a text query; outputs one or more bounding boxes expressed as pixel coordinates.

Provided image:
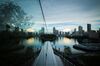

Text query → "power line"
[38,0,48,32]
[38,0,48,66]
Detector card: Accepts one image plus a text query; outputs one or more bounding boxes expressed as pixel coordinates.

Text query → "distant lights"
[26,28,35,32]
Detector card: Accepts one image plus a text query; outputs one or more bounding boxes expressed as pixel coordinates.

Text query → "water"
[22,37,85,54]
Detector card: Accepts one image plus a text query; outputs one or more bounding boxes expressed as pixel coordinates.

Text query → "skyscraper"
[78,26,83,33]
[53,27,56,34]
[40,27,45,34]
[53,27,58,35]
[87,24,91,32]
[78,26,83,36]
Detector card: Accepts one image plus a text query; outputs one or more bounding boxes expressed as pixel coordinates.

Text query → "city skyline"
[27,24,99,34]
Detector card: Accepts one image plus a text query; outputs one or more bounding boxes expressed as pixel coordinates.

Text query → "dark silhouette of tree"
[5,24,10,31]
[0,1,26,27]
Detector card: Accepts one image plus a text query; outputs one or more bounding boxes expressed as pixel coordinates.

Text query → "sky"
[0,0,100,32]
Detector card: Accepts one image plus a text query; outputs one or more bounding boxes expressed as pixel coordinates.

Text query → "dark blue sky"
[0,0,100,32]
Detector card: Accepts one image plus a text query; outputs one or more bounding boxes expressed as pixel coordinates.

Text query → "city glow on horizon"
[26,28,35,32]
[62,28,71,32]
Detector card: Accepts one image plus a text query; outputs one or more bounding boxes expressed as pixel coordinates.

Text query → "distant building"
[74,28,76,33]
[88,30,99,39]
[78,26,83,36]
[87,24,91,32]
[40,27,45,34]
[78,26,83,32]
[65,32,70,35]
[99,28,100,38]
[53,27,56,34]
[71,28,77,36]
[53,27,58,35]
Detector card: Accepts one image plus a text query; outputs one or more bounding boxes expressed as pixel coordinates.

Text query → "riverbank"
[53,48,84,66]
[53,48,100,66]
[73,44,100,52]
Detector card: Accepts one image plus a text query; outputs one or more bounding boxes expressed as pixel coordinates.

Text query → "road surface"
[33,42,63,66]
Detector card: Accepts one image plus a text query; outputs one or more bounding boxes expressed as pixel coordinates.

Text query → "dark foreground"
[0,31,100,66]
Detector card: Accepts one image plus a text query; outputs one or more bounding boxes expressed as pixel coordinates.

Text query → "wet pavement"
[33,42,63,66]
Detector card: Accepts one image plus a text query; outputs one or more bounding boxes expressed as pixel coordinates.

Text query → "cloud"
[0,0,99,31]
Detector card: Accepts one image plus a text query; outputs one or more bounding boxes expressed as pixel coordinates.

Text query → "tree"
[6,24,10,31]
[0,1,26,27]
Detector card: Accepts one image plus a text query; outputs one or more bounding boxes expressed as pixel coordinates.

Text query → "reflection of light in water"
[63,37,71,44]
[27,38,34,45]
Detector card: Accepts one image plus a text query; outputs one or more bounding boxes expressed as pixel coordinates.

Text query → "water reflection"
[27,38,34,45]
[22,37,84,54]
[63,37,74,44]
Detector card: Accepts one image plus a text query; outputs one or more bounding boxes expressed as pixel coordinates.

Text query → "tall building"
[42,27,45,33]
[74,28,76,33]
[78,26,83,33]
[40,27,45,34]
[87,24,91,32]
[53,27,58,35]
[53,27,56,34]
[78,26,83,36]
